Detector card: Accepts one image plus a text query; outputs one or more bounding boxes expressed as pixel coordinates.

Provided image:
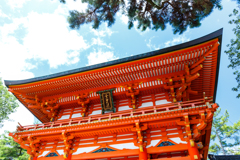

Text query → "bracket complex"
[159,41,219,103]
[62,131,75,159]
[74,92,92,117]
[121,82,142,109]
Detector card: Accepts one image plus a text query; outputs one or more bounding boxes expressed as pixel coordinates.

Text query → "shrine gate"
[5,29,223,160]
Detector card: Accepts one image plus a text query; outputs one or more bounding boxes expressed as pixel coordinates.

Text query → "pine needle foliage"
[225,6,240,98]
[210,108,240,155]
[60,0,222,34]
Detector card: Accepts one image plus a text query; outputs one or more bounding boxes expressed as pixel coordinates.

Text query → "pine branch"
[144,0,171,10]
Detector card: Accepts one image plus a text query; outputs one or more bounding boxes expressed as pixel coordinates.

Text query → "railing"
[17,98,211,132]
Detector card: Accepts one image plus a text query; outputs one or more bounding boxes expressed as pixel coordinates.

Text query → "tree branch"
[144,0,171,10]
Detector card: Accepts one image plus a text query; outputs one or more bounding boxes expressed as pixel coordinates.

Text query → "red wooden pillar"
[188,140,200,160]
[32,157,38,160]
[139,146,148,160]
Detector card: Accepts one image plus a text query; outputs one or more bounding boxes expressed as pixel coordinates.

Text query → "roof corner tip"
[3,80,10,88]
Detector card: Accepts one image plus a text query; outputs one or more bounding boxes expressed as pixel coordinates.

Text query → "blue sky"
[0,0,240,138]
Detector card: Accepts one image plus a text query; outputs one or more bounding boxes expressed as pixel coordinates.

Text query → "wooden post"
[188,139,200,160]
[139,146,148,160]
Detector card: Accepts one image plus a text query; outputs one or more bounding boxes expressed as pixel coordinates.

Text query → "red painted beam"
[147,144,188,154]
[72,149,139,159]
[151,156,190,160]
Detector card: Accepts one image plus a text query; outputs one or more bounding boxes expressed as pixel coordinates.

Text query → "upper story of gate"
[4,29,222,123]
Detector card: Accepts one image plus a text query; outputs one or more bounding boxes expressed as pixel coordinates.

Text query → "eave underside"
[7,36,221,123]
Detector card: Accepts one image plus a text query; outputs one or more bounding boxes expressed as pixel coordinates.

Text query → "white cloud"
[0,18,35,80]
[91,27,115,37]
[117,4,129,25]
[118,14,149,35]
[88,24,117,65]
[65,0,88,13]
[7,0,30,9]
[92,37,112,49]
[120,14,128,25]
[146,36,161,51]
[50,0,88,15]
[90,24,115,49]
[0,7,89,81]
[0,8,9,18]
[164,34,190,48]
[23,10,89,68]
[91,23,116,38]
[133,21,150,35]
[0,2,116,80]
[87,50,118,65]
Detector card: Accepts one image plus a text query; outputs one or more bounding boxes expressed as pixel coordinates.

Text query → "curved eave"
[4,29,223,103]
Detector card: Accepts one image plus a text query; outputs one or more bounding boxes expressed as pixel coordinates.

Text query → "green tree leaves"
[60,0,222,34]
[0,78,19,128]
[225,7,240,98]
[210,108,240,154]
[0,132,28,160]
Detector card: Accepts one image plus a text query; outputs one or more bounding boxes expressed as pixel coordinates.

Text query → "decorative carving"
[158,63,201,102]
[40,96,61,122]
[97,89,115,114]
[184,115,192,140]
[46,152,58,157]
[74,92,92,117]
[25,95,62,122]
[197,142,203,149]
[132,121,148,152]
[121,82,141,109]
[27,135,41,159]
[62,131,74,159]
[92,147,116,153]
[157,141,175,147]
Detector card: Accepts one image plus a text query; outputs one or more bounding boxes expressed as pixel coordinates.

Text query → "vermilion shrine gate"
[5,29,222,160]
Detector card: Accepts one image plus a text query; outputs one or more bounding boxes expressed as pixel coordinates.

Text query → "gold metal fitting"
[190,139,195,147]
[139,145,143,152]
[63,152,68,158]
[194,155,198,159]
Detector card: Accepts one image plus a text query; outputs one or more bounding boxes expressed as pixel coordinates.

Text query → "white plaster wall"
[90,110,102,115]
[39,151,49,157]
[57,150,64,155]
[155,99,171,105]
[73,146,99,155]
[118,105,131,111]
[170,138,187,144]
[72,113,82,118]
[138,102,153,108]
[58,115,70,120]
[109,143,138,149]
[146,140,161,148]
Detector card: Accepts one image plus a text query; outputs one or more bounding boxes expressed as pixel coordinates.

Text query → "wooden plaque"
[97,89,115,114]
